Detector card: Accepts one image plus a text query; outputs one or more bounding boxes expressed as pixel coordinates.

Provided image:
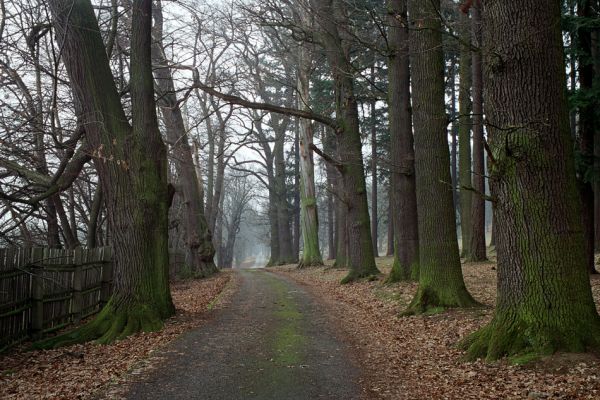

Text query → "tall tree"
[458,10,473,258]
[577,0,597,273]
[405,0,477,313]
[151,0,217,277]
[311,0,379,282]
[41,0,174,346]
[467,1,487,261]
[386,0,419,282]
[370,67,380,257]
[296,19,323,267]
[462,0,600,360]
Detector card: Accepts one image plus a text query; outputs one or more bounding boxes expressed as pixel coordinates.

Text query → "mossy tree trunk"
[405,0,477,313]
[458,11,473,259]
[151,2,217,277]
[312,0,379,282]
[386,0,419,283]
[462,0,600,361]
[41,0,174,347]
[296,39,323,268]
[468,2,487,262]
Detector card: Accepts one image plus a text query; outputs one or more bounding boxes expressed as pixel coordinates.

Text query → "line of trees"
[0,0,599,360]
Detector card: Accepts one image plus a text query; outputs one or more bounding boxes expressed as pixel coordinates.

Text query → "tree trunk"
[370,75,379,257]
[334,193,349,268]
[152,2,217,277]
[41,0,174,347]
[274,128,295,264]
[458,11,473,258]
[293,123,301,260]
[210,125,226,235]
[54,195,80,249]
[312,0,379,282]
[86,185,103,248]
[462,0,600,361]
[577,0,596,274]
[468,2,487,262]
[386,0,419,282]
[297,43,323,267]
[328,191,336,260]
[405,0,477,313]
[325,129,338,260]
[450,57,459,218]
[386,191,394,256]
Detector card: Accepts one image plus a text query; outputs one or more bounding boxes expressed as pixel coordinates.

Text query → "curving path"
[126,269,362,400]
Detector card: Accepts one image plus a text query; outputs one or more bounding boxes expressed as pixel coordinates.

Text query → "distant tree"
[151,0,217,277]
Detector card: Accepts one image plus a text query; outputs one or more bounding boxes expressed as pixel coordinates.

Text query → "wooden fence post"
[72,248,83,323]
[99,247,113,308]
[30,248,44,340]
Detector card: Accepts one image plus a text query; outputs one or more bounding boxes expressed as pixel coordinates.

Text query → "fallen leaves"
[273,258,600,400]
[0,271,233,400]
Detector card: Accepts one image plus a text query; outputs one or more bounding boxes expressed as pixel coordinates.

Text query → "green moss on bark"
[460,312,600,363]
[404,282,479,315]
[33,298,171,349]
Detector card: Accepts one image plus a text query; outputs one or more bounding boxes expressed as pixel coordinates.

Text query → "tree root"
[460,314,600,363]
[403,285,480,315]
[340,267,380,284]
[32,300,171,349]
[296,260,324,269]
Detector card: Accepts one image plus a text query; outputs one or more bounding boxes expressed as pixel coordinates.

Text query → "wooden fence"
[0,247,112,351]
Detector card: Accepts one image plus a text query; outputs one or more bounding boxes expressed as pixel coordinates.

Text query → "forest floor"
[271,253,600,400]
[0,271,233,399]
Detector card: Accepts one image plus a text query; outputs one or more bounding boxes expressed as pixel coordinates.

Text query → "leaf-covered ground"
[0,271,234,400]
[274,256,600,400]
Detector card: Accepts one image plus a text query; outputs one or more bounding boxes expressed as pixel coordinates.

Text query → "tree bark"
[293,123,301,260]
[40,0,174,347]
[462,0,600,361]
[324,129,338,260]
[86,185,103,248]
[312,0,379,282]
[450,57,459,219]
[458,11,472,258]
[386,0,419,282]
[405,0,477,313]
[577,0,596,274]
[468,2,487,262]
[386,191,394,256]
[370,69,379,257]
[297,40,323,267]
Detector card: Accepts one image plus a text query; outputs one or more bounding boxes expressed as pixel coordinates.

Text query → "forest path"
[125,269,362,400]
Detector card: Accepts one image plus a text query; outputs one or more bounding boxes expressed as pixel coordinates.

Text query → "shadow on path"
[126,269,361,400]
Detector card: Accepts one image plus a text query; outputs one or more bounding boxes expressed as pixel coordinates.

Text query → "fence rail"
[0,247,112,351]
